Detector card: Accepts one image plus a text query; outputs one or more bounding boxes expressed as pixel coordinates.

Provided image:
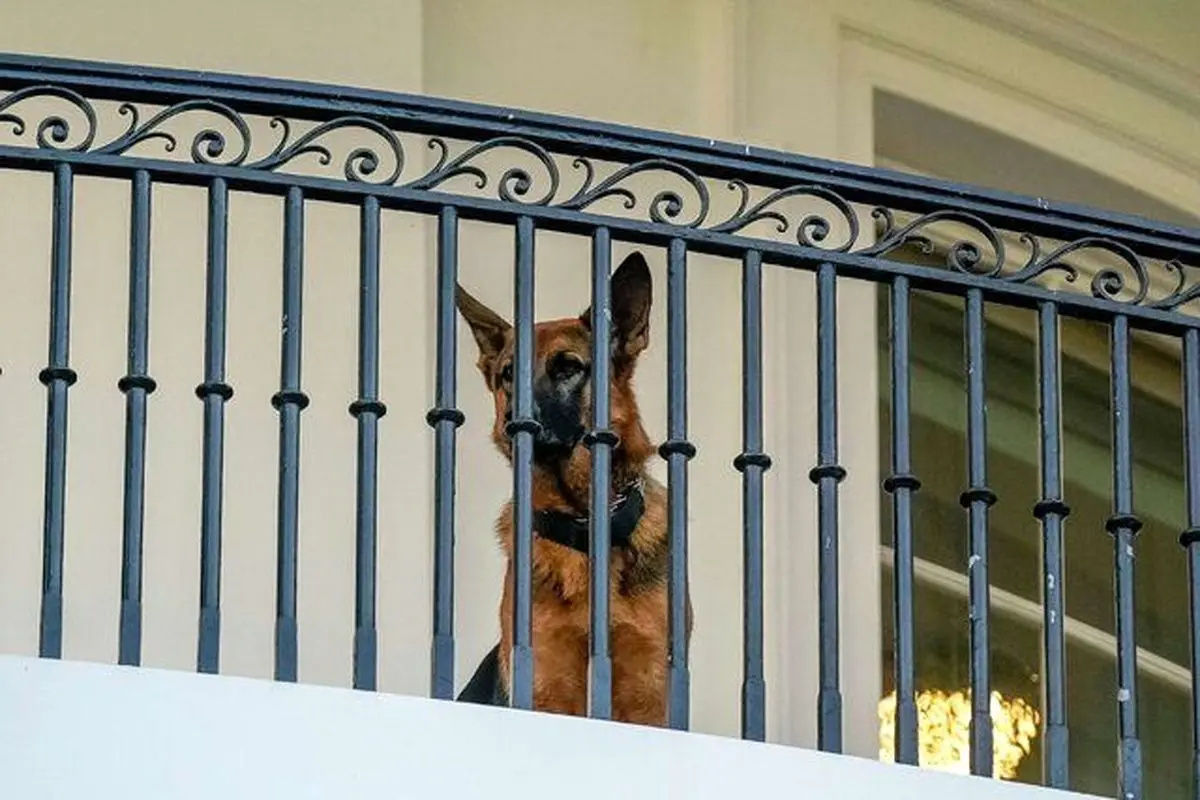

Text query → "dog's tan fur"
[457,252,691,725]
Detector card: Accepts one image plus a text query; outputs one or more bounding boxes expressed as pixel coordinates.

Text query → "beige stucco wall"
[0,0,1194,761]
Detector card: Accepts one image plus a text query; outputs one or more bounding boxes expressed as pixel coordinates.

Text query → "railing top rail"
[0,51,1196,264]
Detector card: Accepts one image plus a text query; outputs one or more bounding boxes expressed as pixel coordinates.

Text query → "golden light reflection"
[878,689,1041,780]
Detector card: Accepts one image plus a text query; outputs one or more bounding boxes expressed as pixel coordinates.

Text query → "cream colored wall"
[0,0,1193,763]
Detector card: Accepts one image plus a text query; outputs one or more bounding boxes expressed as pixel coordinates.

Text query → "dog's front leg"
[610,616,669,727]
[499,571,589,717]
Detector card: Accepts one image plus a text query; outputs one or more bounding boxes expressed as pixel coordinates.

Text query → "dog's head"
[456,251,653,469]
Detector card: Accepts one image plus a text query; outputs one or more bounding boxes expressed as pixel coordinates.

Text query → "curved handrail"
[0,52,1194,251]
[0,50,1196,329]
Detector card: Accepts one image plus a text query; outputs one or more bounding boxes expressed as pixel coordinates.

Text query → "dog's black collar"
[534,481,645,554]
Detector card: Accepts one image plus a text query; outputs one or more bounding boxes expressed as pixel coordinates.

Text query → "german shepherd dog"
[453,251,690,726]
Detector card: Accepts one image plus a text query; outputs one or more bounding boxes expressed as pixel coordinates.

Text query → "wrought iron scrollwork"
[406,136,560,205]
[1004,236,1150,304]
[249,116,404,184]
[0,82,1194,313]
[999,233,1080,286]
[712,179,859,251]
[95,99,253,166]
[864,207,1008,278]
[561,158,710,228]
[861,206,1199,310]
[0,85,98,151]
[1153,261,1200,310]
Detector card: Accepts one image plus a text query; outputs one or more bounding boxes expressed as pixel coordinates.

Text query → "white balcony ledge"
[0,655,1098,799]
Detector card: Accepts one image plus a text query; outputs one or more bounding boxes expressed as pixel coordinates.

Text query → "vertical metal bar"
[38,161,76,660]
[962,288,995,777]
[349,195,385,691]
[118,169,156,667]
[196,177,232,674]
[810,262,845,752]
[1035,301,1070,788]
[1109,314,1142,800]
[883,276,919,765]
[661,237,695,730]
[735,249,770,741]
[428,206,464,700]
[272,186,308,683]
[586,227,614,720]
[508,215,537,710]
[1181,328,1200,800]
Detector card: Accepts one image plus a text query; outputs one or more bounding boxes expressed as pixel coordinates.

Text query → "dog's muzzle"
[505,399,585,458]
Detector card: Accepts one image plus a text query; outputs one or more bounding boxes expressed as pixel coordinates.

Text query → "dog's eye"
[499,363,513,384]
[549,353,586,381]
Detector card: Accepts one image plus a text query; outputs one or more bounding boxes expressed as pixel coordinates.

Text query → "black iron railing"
[1,52,1199,800]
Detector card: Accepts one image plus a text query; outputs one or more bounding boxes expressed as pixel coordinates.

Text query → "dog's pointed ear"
[580,251,652,362]
[456,284,511,371]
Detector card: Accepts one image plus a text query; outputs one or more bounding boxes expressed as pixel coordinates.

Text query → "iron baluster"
[811,261,846,752]
[196,177,232,674]
[117,168,156,667]
[428,205,464,701]
[1035,300,1070,788]
[884,275,919,765]
[962,287,995,777]
[349,195,386,691]
[736,249,770,742]
[272,185,309,683]
[1109,314,1143,799]
[509,215,538,710]
[38,161,76,660]
[586,227,615,720]
[662,237,695,731]
[1183,329,1200,800]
